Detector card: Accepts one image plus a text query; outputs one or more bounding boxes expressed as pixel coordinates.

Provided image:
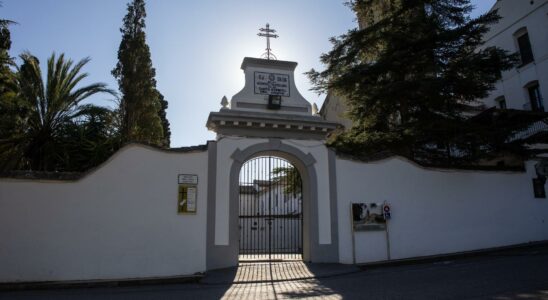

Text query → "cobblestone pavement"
[2,246,548,300]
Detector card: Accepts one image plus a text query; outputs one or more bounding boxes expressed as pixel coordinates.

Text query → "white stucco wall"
[337,157,548,264]
[215,137,267,245]
[0,145,209,282]
[5,138,546,280]
[283,140,331,244]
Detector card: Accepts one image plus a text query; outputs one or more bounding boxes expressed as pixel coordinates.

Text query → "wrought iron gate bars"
[238,156,303,261]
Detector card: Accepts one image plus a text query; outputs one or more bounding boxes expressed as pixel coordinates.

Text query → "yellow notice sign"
[178,184,197,214]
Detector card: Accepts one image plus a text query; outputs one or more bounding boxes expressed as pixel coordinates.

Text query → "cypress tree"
[112,0,170,147]
[157,91,171,147]
[308,0,522,165]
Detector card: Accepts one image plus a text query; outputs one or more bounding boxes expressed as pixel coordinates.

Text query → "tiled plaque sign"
[178,174,198,214]
[254,72,290,97]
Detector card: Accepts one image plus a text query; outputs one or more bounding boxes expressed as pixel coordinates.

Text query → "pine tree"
[112,0,170,147]
[308,0,521,165]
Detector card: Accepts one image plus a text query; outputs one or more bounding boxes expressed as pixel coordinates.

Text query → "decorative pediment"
[229,57,312,115]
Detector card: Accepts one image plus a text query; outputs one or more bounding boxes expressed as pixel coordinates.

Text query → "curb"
[3,241,546,291]
[357,240,548,269]
[0,274,203,292]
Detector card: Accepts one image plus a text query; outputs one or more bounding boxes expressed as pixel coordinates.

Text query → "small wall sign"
[178,184,197,214]
[351,202,386,231]
[383,204,391,220]
[178,174,198,185]
[254,71,290,97]
[177,174,198,214]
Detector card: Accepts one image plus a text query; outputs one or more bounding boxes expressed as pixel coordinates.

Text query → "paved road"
[2,247,548,300]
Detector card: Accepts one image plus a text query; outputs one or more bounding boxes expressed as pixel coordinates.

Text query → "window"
[495,96,507,109]
[526,82,544,112]
[515,28,534,66]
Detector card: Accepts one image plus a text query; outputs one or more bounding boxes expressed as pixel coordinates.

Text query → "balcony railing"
[508,117,548,142]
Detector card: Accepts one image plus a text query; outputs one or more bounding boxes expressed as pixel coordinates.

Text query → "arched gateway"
[238,156,303,261]
[205,57,340,270]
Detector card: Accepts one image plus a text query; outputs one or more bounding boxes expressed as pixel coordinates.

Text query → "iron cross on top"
[258,23,279,60]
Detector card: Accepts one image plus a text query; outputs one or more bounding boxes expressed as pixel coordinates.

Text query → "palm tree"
[0,52,115,171]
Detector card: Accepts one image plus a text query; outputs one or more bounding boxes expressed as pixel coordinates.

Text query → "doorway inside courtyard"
[238,156,303,262]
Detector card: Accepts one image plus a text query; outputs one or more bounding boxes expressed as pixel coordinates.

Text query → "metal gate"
[238,156,303,261]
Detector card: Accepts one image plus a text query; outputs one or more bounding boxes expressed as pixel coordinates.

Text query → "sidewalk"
[202,261,361,285]
[1,245,548,299]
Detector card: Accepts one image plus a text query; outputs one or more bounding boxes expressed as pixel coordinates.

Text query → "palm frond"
[2,52,118,171]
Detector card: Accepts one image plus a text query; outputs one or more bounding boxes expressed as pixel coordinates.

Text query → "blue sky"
[2,0,497,147]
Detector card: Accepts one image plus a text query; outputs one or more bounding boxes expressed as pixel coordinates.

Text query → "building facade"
[480,0,548,112]
[321,0,402,129]
[321,0,548,125]
[319,91,353,129]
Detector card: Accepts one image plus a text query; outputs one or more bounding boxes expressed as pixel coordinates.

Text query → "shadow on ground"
[202,260,359,299]
[2,246,548,299]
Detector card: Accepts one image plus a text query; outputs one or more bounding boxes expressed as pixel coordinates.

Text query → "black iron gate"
[238,156,303,261]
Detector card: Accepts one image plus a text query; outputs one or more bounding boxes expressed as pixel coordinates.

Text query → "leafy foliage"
[272,166,302,196]
[308,0,527,165]
[0,8,16,122]
[0,53,116,171]
[55,105,121,171]
[0,4,15,71]
[112,0,170,147]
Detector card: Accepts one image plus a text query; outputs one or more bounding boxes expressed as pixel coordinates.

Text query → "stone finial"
[312,103,319,115]
[221,96,229,109]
